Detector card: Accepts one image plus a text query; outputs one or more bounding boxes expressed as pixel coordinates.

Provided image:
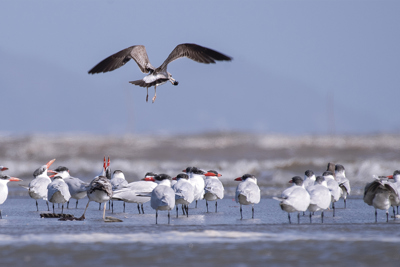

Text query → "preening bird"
[88,43,232,103]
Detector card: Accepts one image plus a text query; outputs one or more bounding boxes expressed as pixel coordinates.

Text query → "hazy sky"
[1,0,399,135]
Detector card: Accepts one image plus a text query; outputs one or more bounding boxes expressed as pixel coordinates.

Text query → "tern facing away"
[273,176,311,224]
[88,43,232,103]
[235,174,261,219]
[172,173,194,218]
[148,174,175,224]
[204,170,224,213]
[335,164,351,209]
[47,176,71,216]
[0,174,22,219]
[307,176,331,223]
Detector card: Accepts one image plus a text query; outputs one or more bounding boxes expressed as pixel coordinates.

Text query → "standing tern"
[23,159,55,211]
[307,176,331,223]
[112,172,158,214]
[335,164,351,208]
[110,170,128,213]
[273,176,311,224]
[172,173,194,218]
[51,166,88,209]
[322,171,341,217]
[234,174,261,219]
[204,170,224,213]
[47,176,71,216]
[364,175,400,222]
[149,174,175,224]
[0,174,22,219]
[184,167,206,208]
[88,43,232,103]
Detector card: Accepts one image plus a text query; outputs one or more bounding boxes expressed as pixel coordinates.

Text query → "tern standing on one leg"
[88,43,232,103]
[149,174,175,224]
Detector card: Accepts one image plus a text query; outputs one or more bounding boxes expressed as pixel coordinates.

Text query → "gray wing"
[88,45,155,74]
[156,43,232,72]
[363,180,380,205]
[88,176,113,198]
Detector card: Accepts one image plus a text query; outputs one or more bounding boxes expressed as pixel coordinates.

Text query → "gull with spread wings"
[88,43,232,103]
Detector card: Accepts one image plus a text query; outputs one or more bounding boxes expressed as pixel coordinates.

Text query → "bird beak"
[234,177,242,181]
[46,159,56,169]
[1,167,8,171]
[387,175,393,179]
[10,177,22,182]
[289,180,293,183]
[182,169,186,172]
[204,172,222,177]
[143,177,156,182]
[172,177,177,180]
[49,174,57,178]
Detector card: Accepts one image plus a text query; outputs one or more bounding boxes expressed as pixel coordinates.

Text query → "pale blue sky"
[1,0,399,135]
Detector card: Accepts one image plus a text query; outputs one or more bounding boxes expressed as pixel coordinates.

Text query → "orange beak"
[143,177,156,182]
[388,175,394,179]
[204,172,222,177]
[1,167,8,172]
[46,159,56,169]
[234,177,242,181]
[10,177,21,182]
[172,177,177,180]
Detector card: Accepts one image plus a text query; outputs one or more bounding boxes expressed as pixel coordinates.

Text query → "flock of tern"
[1,158,400,224]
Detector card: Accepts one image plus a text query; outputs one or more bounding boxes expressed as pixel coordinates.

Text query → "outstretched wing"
[156,43,232,72]
[363,180,380,205]
[88,45,155,74]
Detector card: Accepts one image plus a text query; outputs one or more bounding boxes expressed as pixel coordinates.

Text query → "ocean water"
[1,133,400,266]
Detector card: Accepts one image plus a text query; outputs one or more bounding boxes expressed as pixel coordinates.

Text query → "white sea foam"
[1,230,400,245]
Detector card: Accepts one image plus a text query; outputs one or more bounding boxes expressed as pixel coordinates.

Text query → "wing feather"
[88,45,154,74]
[157,43,232,72]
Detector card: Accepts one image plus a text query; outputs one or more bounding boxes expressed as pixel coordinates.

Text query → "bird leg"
[79,200,90,220]
[297,212,300,224]
[375,209,378,223]
[156,210,158,224]
[102,202,107,221]
[137,204,141,214]
[240,204,243,220]
[206,200,209,213]
[47,201,50,211]
[344,198,347,209]
[76,200,78,209]
[195,200,198,208]
[215,201,218,213]
[67,201,70,209]
[52,203,55,214]
[332,202,335,217]
[36,200,39,211]
[321,211,324,223]
[123,202,126,213]
[176,206,179,218]
[99,203,101,210]
[61,204,64,216]
[252,205,255,219]
[146,87,149,102]
[168,210,170,224]
[182,205,186,215]
[309,212,312,224]
[386,210,389,223]
[152,86,157,103]
[141,204,145,214]
[288,213,291,224]
[111,201,114,213]
[0,210,2,219]
[186,205,189,217]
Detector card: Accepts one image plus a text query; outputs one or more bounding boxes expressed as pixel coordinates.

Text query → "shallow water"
[1,196,399,266]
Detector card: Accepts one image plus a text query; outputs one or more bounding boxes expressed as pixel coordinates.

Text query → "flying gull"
[88,43,232,103]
